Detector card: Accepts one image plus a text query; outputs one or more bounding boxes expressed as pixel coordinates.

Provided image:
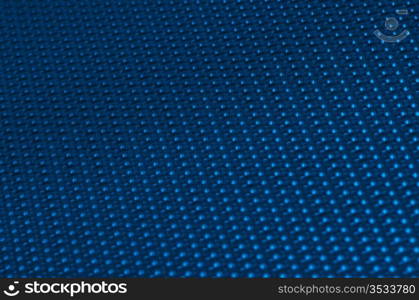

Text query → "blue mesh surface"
[0,0,418,277]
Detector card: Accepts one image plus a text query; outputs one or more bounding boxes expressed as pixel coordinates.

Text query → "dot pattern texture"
[0,0,418,278]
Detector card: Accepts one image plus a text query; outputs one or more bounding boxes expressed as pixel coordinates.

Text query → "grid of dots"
[0,0,418,277]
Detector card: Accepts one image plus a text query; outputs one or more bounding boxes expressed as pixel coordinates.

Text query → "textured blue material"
[0,0,418,278]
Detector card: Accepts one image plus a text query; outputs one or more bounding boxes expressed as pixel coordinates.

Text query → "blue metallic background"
[0,0,418,277]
